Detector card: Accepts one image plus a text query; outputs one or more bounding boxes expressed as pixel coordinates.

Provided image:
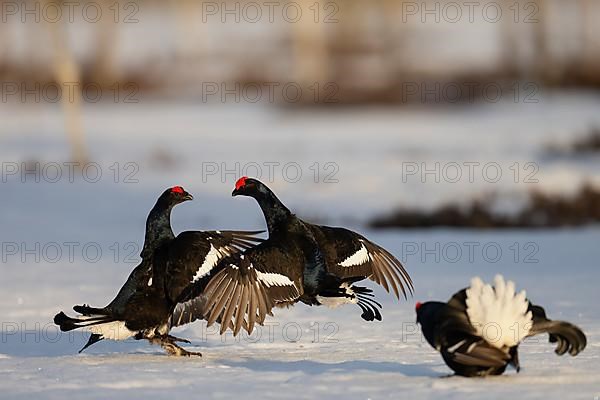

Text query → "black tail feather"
[54,310,114,332]
[54,310,117,353]
[357,293,382,309]
[79,333,104,353]
[509,346,520,372]
[529,305,587,356]
[538,320,587,356]
[54,311,86,331]
[355,286,382,321]
[73,304,109,316]
[352,286,375,296]
[357,301,375,321]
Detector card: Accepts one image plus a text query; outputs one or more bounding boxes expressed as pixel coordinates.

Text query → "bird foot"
[161,342,202,357]
[149,336,201,357]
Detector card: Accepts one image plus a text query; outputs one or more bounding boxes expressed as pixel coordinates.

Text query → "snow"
[1,227,599,400]
[0,95,599,399]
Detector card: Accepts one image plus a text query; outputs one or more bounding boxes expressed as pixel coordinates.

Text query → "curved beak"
[183,192,194,201]
[232,188,240,197]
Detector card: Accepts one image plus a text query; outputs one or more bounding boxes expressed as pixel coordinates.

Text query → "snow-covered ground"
[1,228,598,400]
[0,95,599,399]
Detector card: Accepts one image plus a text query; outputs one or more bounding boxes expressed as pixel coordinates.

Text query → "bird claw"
[181,349,203,357]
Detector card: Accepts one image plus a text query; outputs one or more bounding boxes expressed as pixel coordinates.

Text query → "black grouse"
[416,275,587,377]
[54,186,262,356]
[197,177,413,336]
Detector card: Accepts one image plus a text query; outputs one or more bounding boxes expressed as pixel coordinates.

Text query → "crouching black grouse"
[54,186,263,356]
[416,275,587,377]
[196,177,413,336]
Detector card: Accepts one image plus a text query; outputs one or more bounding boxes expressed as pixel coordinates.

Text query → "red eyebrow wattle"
[235,176,247,190]
[171,186,184,194]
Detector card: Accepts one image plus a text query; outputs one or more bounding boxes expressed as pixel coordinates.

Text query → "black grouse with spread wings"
[54,187,263,356]
[197,177,414,335]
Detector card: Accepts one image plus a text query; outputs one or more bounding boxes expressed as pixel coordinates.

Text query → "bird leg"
[165,334,191,344]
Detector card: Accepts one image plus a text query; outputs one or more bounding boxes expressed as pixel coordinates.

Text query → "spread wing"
[527,303,587,356]
[309,225,413,299]
[170,297,208,329]
[201,242,304,336]
[163,230,264,327]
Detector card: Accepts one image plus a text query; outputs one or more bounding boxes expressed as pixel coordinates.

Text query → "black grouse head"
[232,177,291,232]
[415,300,446,347]
[415,301,444,324]
[415,301,426,323]
[158,186,194,207]
[232,176,268,198]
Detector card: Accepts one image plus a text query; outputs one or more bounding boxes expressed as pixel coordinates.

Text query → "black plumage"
[199,177,414,335]
[416,278,587,377]
[54,186,263,356]
[161,229,268,331]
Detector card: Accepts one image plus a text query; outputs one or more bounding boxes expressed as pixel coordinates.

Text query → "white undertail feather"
[87,321,134,341]
[466,275,532,349]
[317,282,358,308]
[339,241,371,267]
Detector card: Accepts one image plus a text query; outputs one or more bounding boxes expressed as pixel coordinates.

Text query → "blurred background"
[2,0,600,225]
[1,0,600,364]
